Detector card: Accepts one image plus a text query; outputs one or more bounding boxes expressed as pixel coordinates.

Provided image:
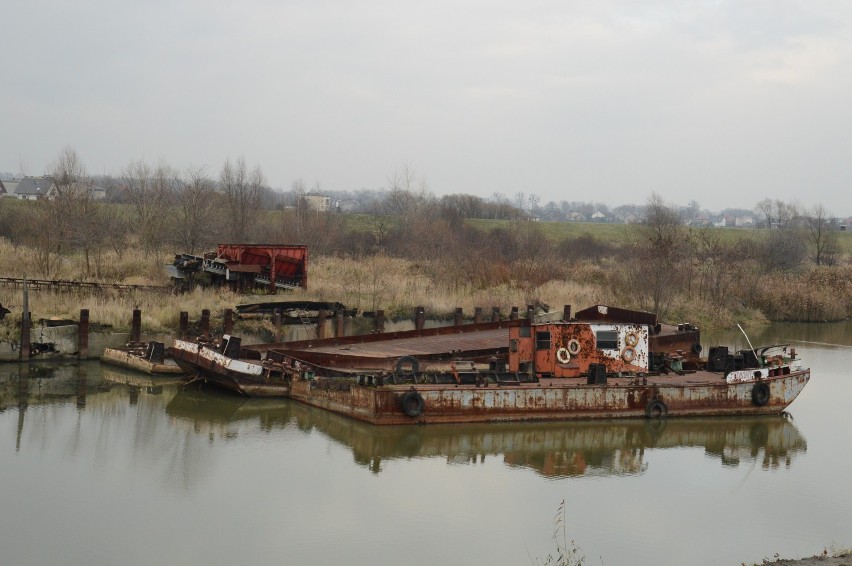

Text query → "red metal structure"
[169,244,308,293]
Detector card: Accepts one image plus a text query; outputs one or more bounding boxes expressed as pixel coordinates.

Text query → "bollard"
[510,306,519,320]
[131,309,142,344]
[200,309,210,338]
[179,312,189,340]
[79,309,89,360]
[415,306,425,331]
[563,304,572,321]
[474,307,483,324]
[491,306,500,322]
[454,307,463,327]
[273,309,282,342]
[527,304,535,321]
[20,313,30,362]
[375,310,385,334]
[224,309,233,335]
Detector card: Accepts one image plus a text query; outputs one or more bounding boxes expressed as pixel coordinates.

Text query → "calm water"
[1,323,851,566]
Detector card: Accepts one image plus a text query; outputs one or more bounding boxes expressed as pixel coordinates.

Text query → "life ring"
[625,332,639,348]
[645,399,667,418]
[691,343,702,355]
[567,339,581,356]
[395,355,419,376]
[400,390,425,417]
[751,382,770,406]
[556,347,571,364]
[621,347,636,363]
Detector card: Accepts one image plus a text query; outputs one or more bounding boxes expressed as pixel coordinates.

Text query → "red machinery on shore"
[168,244,307,293]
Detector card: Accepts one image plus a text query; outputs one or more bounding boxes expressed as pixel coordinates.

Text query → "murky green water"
[1,323,850,565]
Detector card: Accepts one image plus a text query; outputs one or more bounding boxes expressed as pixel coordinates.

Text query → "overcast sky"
[3,1,851,213]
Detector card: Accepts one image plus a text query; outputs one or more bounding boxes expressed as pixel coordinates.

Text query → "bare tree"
[805,204,840,266]
[173,167,220,254]
[625,193,691,317]
[220,156,263,242]
[120,159,175,259]
[49,146,101,276]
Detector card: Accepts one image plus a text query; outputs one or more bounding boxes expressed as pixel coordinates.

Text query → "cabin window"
[519,327,531,337]
[595,330,619,350]
[535,331,551,350]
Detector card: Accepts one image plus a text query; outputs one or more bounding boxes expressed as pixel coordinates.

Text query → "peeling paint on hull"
[288,370,810,425]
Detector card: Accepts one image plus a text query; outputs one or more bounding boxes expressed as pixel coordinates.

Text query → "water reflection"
[2,362,808,481]
[166,390,808,479]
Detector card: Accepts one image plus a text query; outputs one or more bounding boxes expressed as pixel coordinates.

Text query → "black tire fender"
[751,382,770,406]
[400,390,425,417]
[691,343,702,355]
[645,399,668,419]
[395,355,419,376]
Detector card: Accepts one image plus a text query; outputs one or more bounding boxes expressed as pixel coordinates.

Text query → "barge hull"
[288,371,810,425]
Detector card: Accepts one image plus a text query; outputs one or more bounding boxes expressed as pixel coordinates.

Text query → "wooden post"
[317,310,327,339]
[375,310,385,334]
[491,307,500,322]
[563,304,572,321]
[454,307,463,327]
[79,309,89,360]
[335,310,344,337]
[527,304,535,320]
[415,306,425,331]
[223,309,233,335]
[76,364,87,409]
[21,276,29,362]
[273,309,282,342]
[131,309,142,344]
[474,307,483,324]
[200,309,210,338]
[179,312,189,340]
[510,306,519,320]
[20,313,30,362]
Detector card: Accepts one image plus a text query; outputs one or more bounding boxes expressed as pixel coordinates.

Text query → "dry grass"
[2,237,849,336]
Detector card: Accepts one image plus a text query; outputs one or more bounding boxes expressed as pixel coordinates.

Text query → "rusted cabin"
[509,305,702,378]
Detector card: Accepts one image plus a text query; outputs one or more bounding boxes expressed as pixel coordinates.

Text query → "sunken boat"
[168,305,810,424]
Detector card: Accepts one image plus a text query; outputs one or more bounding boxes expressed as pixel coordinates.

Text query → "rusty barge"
[169,305,810,424]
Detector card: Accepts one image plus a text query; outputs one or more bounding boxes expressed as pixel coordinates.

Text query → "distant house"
[298,193,331,212]
[10,176,58,200]
[1,179,20,198]
[590,211,607,222]
[839,218,852,231]
[567,212,586,222]
[622,213,639,224]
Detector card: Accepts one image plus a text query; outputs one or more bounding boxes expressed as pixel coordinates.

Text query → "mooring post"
[375,310,385,334]
[179,311,188,340]
[527,304,535,321]
[317,310,327,339]
[200,309,210,338]
[79,309,89,360]
[454,307,463,327]
[21,276,30,362]
[510,306,519,320]
[563,304,572,321]
[335,310,344,338]
[223,309,233,335]
[273,309,282,342]
[474,307,483,324]
[20,313,30,362]
[415,306,425,331]
[131,309,142,344]
[491,306,500,322]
